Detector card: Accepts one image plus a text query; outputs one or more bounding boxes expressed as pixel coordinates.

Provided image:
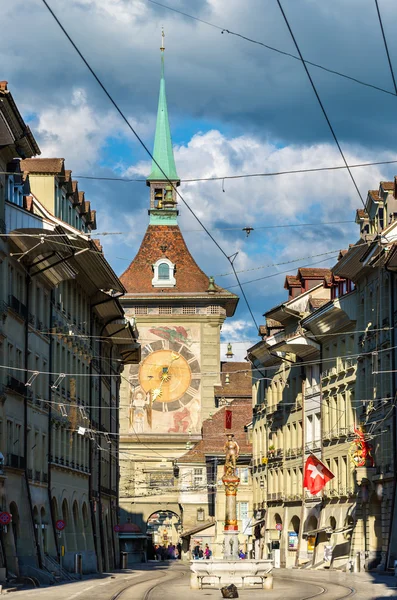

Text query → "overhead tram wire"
[146,0,396,98]
[3,157,397,184]
[40,0,259,329]
[374,0,397,96]
[276,0,366,210]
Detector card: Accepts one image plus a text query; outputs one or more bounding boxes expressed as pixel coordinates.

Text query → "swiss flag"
[303,455,334,495]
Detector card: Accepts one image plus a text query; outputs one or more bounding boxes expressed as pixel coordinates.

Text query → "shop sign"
[288,531,298,550]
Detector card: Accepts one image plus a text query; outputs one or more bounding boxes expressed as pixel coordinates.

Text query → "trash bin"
[74,553,83,578]
[121,551,128,569]
[354,552,360,573]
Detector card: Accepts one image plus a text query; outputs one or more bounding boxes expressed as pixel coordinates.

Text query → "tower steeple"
[147,30,179,184]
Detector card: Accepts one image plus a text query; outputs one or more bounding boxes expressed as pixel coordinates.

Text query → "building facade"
[0,82,139,581]
[118,49,238,561]
[249,178,397,571]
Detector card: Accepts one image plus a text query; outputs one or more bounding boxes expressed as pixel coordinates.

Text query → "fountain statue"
[189,432,273,590]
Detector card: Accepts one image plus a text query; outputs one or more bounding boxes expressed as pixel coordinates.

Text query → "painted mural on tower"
[125,323,201,435]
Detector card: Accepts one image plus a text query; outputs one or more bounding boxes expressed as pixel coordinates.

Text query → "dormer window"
[158,262,170,280]
[152,258,176,288]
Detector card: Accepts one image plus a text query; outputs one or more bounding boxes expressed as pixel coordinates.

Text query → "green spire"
[147,45,179,182]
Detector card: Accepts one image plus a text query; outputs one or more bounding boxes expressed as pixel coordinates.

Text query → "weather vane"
[160,27,165,52]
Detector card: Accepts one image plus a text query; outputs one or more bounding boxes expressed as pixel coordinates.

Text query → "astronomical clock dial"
[138,340,200,412]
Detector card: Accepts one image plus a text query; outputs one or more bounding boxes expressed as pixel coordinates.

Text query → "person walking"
[204,544,212,559]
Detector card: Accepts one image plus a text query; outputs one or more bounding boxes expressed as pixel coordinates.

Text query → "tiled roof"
[21,158,64,174]
[266,318,283,329]
[369,190,380,202]
[298,268,332,278]
[178,398,252,464]
[381,181,394,191]
[285,275,300,287]
[120,224,238,298]
[356,209,368,219]
[214,362,252,397]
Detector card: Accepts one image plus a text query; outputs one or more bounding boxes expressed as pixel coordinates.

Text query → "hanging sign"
[0,512,11,525]
[55,519,66,531]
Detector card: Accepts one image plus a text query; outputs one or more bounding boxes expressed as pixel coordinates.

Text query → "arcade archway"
[146,511,181,546]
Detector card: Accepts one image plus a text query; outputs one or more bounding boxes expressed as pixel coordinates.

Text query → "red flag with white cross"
[225,409,232,430]
[303,454,334,495]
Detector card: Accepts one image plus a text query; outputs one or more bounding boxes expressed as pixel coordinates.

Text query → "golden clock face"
[139,349,192,409]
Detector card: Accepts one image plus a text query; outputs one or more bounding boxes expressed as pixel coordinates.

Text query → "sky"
[3,0,397,359]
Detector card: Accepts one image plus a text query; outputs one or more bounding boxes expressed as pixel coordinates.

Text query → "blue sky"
[3,0,397,357]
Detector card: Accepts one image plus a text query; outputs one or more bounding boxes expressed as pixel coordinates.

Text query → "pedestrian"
[198,546,204,560]
[193,544,200,560]
[204,544,212,559]
[238,549,246,559]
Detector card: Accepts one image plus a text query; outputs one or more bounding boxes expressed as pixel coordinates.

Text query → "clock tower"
[118,37,238,541]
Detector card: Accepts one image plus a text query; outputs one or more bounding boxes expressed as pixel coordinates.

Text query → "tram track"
[109,567,185,600]
[285,575,355,600]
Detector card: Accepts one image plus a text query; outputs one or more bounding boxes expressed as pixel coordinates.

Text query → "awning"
[302,527,332,537]
[181,522,215,538]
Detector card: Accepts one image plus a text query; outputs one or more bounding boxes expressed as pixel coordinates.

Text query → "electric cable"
[374,0,397,95]
[40,0,259,329]
[146,0,396,97]
[4,156,397,184]
[276,0,366,209]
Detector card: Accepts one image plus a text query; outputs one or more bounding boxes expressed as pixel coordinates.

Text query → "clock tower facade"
[118,44,238,543]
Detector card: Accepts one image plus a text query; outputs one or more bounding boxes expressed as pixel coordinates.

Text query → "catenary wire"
[374,0,397,95]
[40,0,259,330]
[276,0,365,209]
[146,0,396,97]
[3,157,397,184]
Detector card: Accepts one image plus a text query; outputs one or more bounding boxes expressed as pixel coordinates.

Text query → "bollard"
[121,551,128,569]
[354,552,360,573]
[74,553,83,579]
[263,575,273,590]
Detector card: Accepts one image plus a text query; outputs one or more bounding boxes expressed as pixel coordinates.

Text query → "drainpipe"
[24,271,43,569]
[97,330,106,571]
[47,291,59,561]
[108,344,117,570]
[385,269,397,568]
[296,365,305,568]
[88,311,99,572]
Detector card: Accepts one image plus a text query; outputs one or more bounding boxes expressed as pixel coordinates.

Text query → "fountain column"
[222,433,240,559]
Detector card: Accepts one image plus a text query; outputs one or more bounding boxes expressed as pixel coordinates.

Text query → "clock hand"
[152,353,181,402]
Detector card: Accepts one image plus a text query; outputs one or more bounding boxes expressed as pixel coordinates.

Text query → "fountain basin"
[190,559,273,589]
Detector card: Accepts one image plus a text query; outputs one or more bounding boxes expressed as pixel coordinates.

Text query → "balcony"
[8,295,28,320]
[7,375,26,396]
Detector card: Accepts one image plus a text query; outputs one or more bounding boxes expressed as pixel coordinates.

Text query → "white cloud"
[220,319,255,361]
[34,88,123,170]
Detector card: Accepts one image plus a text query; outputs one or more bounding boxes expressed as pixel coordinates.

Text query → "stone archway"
[147,511,181,546]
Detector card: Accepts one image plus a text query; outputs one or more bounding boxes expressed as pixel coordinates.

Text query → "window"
[135,307,148,315]
[193,468,204,488]
[158,263,170,280]
[238,467,249,484]
[182,306,195,314]
[152,258,176,288]
[237,501,249,521]
[159,306,172,315]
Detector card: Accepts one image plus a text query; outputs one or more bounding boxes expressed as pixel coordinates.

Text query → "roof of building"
[309,298,329,310]
[0,81,40,157]
[120,225,237,300]
[381,181,394,191]
[147,54,179,182]
[178,398,252,464]
[356,209,367,219]
[214,362,252,397]
[20,157,64,174]
[368,190,381,202]
[284,275,301,288]
[298,268,332,278]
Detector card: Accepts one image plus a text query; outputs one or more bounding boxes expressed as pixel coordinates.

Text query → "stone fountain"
[190,434,273,589]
